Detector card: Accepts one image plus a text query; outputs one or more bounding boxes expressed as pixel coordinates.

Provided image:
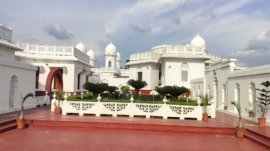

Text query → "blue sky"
[1,0,270,67]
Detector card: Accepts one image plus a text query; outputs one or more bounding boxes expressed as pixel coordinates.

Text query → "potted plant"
[231,101,245,138]
[17,93,34,129]
[256,80,270,126]
[246,102,254,117]
[54,91,64,114]
[223,102,228,110]
[248,110,255,118]
[199,94,213,121]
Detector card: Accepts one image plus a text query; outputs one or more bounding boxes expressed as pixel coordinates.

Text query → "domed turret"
[75,42,86,53]
[190,34,206,49]
[87,50,96,60]
[105,42,117,56]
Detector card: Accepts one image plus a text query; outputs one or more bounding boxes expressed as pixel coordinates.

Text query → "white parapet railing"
[51,95,203,120]
[16,43,90,64]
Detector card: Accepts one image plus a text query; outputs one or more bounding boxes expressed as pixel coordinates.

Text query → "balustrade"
[51,94,203,120]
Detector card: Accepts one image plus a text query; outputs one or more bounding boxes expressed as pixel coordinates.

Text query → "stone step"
[0,122,17,134]
[245,128,270,148]
[29,120,235,135]
[0,119,16,126]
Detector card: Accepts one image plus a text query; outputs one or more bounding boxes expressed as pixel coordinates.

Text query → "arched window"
[248,82,256,112]
[77,73,81,90]
[9,75,18,108]
[108,61,112,67]
[234,83,240,103]
[181,63,189,82]
[222,84,226,107]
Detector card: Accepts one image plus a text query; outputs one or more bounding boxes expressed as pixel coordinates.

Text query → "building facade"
[15,42,94,95]
[0,25,37,113]
[191,59,270,125]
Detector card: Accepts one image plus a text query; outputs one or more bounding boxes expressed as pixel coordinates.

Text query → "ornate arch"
[45,67,63,93]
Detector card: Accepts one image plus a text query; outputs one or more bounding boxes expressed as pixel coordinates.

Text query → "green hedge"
[138,95,162,101]
[67,92,93,101]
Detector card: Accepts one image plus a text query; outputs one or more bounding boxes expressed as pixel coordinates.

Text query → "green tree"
[127,79,147,92]
[108,86,118,99]
[83,82,109,98]
[168,86,189,100]
[127,79,147,99]
[256,80,270,118]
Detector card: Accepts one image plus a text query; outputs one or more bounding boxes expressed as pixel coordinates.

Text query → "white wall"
[162,58,205,88]
[0,45,15,60]
[0,54,36,113]
[128,63,159,90]
[192,59,270,125]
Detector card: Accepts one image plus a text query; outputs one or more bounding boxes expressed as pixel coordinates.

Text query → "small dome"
[87,50,96,60]
[105,42,117,56]
[116,51,121,61]
[75,42,86,53]
[190,34,206,48]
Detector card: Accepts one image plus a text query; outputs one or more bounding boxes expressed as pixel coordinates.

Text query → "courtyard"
[0,106,269,151]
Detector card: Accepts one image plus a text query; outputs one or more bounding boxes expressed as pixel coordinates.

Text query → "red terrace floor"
[0,106,269,151]
[1,128,268,151]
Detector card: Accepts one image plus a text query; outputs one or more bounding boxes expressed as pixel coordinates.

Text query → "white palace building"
[0,25,269,125]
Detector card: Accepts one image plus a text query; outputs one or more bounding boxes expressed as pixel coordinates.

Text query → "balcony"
[16,43,90,64]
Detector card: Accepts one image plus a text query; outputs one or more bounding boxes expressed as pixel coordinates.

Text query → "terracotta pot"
[258,117,266,126]
[203,113,208,121]
[223,106,228,110]
[248,111,254,117]
[16,119,26,129]
[54,107,62,114]
[235,128,245,138]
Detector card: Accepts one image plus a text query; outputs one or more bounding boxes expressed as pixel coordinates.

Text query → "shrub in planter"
[231,101,245,138]
[256,80,270,126]
[199,94,213,121]
[17,93,34,129]
[54,91,64,114]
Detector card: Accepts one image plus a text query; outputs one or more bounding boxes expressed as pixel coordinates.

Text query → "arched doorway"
[9,75,18,109]
[45,67,63,94]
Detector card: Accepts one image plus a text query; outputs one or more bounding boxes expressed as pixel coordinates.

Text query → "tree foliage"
[83,82,109,98]
[108,86,118,93]
[256,80,270,118]
[155,85,189,100]
[127,79,147,91]
[121,85,130,93]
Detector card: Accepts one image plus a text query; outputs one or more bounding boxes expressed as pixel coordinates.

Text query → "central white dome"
[75,42,86,53]
[87,50,96,60]
[105,42,117,56]
[190,34,206,48]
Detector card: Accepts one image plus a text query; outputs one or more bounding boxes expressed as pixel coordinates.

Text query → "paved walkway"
[0,106,269,151]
